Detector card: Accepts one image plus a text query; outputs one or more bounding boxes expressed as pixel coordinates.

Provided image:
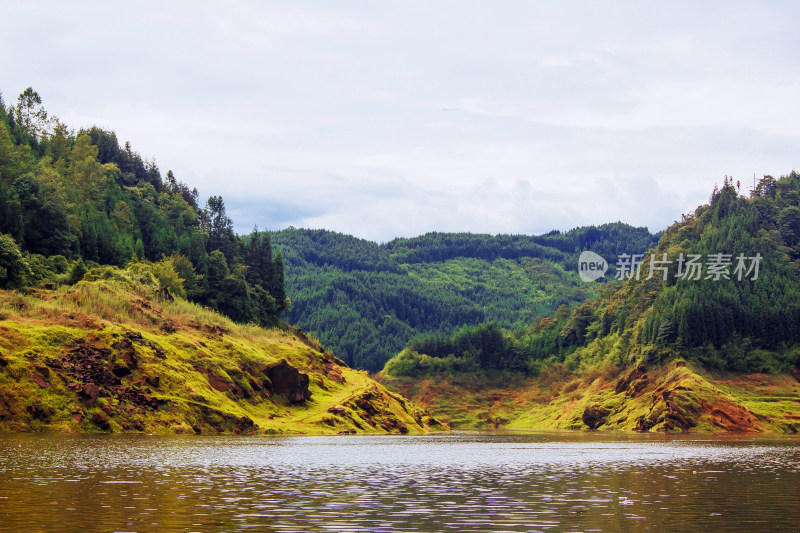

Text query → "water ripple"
[0,432,798,532]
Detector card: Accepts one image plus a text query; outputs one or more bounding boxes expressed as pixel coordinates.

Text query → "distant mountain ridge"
[272,224,660,371]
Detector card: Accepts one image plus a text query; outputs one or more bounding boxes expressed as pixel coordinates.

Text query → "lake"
[0,432,798,532]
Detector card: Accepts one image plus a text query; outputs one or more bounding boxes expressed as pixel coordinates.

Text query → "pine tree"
[270,250,287,313]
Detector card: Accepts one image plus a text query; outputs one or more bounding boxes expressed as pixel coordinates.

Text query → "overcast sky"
[3,1,799,241]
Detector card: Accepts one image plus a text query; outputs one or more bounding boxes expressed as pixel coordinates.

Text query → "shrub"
[49,255,69,274]
[0,234,31,289]
[152,257,186,299]
[169,254,200,298]
[67,259,87,285]
[24,253,56,284]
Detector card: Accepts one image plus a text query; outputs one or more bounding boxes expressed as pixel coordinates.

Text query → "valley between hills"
[1,88,799,434]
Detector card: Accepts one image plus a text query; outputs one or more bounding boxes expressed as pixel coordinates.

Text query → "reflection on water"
[0,432,798,532]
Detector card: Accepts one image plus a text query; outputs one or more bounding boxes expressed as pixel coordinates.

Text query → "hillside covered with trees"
[0,88,286,326]
[379,175,800,432]
[0,87,447,435]
[273,224,659,371]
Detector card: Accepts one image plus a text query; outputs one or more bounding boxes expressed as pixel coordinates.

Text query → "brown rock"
[709,401,762,432]
[204,325,226,337]
[235,416,256,433]
[91,411,110,430]
[230,380,248,399]
[352,391,379,416]
[324,362,345,383]
[122,351,138,371]
[248,377,263,391]
[631,379,649,396]
[265,360,311,404]
[27,402,54,421]
[615,365,648,394]
[111,338,133,351]
[122,386,165,410]
[635,415,655,432]
[80,383,101,406]
[662,412,694,431]
[111,363,132,378]
[492,417,509,429]
[582,405,611,430]
[61,344,121,388]
[615,378,629,394]
[207,374,231,392]
[30,373,50,388]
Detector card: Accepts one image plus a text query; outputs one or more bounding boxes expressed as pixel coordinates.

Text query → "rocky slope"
[0,266,446,434]
[379,361,800,433]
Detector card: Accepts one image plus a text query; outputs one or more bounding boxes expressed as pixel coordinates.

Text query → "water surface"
[0,431,798,532]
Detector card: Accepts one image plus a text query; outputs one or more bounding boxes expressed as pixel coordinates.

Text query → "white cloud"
[2,1,800,241]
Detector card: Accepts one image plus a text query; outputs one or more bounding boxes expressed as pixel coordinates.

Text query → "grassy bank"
[378,361,800,433]
[0,266,447,434]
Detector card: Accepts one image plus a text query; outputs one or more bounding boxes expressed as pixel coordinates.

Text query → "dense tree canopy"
[385,174,800,378]
[0,87,286,326]
[273,224,659,371]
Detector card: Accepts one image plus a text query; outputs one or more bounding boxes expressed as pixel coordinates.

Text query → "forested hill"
[384,174,800,378]
[0,87,447,435]
[384,225,660,265]
[379,175,800,433]
[0,88,286,325]
[272,224,659,372]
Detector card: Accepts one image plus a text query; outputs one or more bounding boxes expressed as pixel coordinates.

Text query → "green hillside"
[379,175,800,433]
[0,87,286,327]
[273,224,659,371]
[0,87,443,434]
[0,264,444,434]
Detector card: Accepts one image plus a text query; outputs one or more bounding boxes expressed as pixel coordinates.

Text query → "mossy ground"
[0,278,446,435]
[379,360,800,433]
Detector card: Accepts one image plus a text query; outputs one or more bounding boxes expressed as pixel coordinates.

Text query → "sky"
[3,1,800,242]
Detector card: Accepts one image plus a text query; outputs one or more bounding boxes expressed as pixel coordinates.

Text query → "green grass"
[379,360,800,433]
[0,265,447,434]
